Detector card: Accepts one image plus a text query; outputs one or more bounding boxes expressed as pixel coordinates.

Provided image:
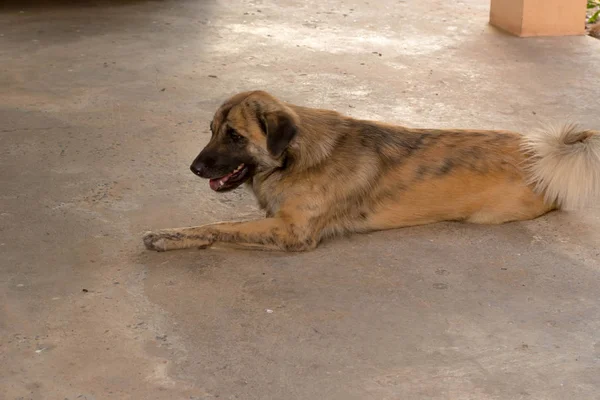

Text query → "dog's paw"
[143,231,168,252]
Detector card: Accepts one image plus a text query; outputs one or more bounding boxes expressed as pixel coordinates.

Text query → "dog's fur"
[143,90,600,252]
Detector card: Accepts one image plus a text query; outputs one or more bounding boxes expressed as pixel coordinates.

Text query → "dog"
[143,90,600,252]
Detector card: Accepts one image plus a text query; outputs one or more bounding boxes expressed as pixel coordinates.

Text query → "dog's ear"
[258,111,298,158]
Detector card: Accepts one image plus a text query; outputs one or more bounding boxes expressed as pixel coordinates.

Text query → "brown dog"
[143,90,600,252]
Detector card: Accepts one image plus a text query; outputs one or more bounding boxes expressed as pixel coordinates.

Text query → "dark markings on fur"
[186,233,215,242]
[436,159,455,176]
[160,232,185,241]
[217,106,233,128]
[358,123,433,165]
[408,132,519,183]
[250,100,268,136]
[460,147,483,160]
[415,165,430,181]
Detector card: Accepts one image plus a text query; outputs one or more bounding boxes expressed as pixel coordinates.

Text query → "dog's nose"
[190,163,204,177]
[191,152,216,178]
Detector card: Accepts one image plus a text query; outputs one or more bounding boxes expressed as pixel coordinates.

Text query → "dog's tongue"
[209,170,235,191]
[209,179,221,191]
[207,164,246,191]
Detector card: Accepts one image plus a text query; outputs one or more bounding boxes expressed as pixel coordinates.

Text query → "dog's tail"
[521,123,600,210]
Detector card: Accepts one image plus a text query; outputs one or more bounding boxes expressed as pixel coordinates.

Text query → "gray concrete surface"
[1,1,600,399]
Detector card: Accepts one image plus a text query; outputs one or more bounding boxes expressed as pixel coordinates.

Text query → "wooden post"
[489,0,588,37]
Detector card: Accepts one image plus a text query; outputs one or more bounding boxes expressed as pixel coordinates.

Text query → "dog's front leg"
[143,218,317,252]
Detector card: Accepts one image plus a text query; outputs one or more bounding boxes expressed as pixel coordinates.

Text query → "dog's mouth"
[208,163,250,192]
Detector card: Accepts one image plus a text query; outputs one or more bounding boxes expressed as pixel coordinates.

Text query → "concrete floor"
[1,0,600,399]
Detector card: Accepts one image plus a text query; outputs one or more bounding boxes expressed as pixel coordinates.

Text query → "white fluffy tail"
[521,123,600,210]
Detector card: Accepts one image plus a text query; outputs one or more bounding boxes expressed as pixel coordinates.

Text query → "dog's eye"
[227,128,244,141]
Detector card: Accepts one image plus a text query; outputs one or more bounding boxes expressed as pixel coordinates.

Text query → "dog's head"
[190,91,298,192]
